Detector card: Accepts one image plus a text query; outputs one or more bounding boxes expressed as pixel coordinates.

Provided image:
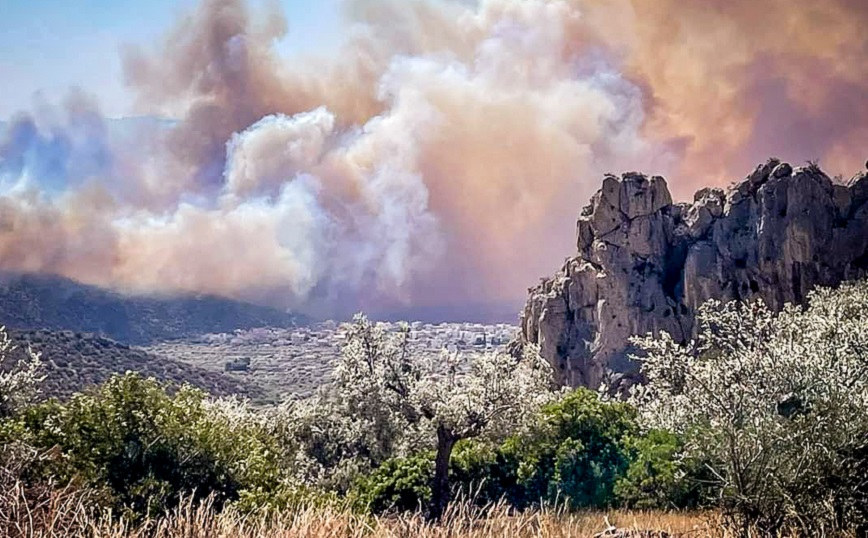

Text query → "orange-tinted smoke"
[1,0,866,319]
[585,0,868,196]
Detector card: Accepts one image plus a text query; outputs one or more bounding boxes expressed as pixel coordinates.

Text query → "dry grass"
[2,480,804,538]
[3,469,853,538]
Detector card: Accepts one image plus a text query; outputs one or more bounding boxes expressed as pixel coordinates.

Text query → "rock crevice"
[520,160,868,388]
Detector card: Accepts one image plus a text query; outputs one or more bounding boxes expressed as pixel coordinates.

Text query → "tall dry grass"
[1,480,851,538]
[0,480,743,538]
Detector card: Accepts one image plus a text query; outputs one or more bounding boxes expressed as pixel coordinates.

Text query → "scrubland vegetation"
[3,282,868,536]
[5,329,262,400]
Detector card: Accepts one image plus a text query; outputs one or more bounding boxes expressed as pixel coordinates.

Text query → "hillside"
[5,329,265,401]
[0,273,310,345]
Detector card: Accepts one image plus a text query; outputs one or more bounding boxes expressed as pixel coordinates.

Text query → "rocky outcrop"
[521,160,868,388]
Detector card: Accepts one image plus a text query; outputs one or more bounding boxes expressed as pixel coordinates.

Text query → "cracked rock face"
[520,160,868,388]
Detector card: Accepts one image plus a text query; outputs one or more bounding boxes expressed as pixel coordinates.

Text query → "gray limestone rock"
[519,161,868,388]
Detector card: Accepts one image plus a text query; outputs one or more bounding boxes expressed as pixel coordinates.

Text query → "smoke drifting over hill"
[0,0,866,318]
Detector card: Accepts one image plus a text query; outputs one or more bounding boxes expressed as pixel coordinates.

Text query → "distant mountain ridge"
[0,273,310,345]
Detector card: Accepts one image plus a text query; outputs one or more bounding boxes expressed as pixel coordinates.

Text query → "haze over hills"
[0,271,289,402]
[3,0,867,321]
[0,273,309,346]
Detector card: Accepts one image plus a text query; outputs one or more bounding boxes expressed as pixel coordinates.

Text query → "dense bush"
[614,429,709,509]
[353,388,703,515]
[471,389,705,511]
[15,373,283,519]
[514,389,637,509]
[450,440,522,507]
[352,453,434,513]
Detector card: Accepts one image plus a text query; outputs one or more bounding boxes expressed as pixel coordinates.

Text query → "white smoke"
[21,0,865,317]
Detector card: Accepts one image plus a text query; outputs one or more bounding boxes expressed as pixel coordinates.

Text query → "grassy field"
[0,480,801,538]
[118,507,725,538]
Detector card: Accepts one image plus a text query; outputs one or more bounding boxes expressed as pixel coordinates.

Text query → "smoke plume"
[0,0,866,318]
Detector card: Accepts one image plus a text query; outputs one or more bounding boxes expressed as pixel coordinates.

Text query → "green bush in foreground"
[354,388,704,515]
[502,388,638,510]
[353,453,434,514]
[17,373,283,519]
[615,429,708,509]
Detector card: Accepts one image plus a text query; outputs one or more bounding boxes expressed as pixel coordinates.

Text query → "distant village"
[195,321,517,352]
[148,321,519,400]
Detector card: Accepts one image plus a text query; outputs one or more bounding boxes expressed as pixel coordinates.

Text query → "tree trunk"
[429,426,457,521]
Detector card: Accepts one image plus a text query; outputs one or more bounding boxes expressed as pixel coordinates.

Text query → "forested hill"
[0,273,309,345]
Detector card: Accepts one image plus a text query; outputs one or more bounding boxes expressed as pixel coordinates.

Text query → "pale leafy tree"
[330,314,554,519]
[630,282,868,532]
[0,327,43,418]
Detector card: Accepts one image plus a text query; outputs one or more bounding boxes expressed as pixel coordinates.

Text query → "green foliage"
[507,388,638,509]
[19,373,281,519]
[615,430,706,509]
[450,440,522,506]
[2,341,706,522]
[449,389,701,513]
[351,453,434,514]
[235,483,341,514]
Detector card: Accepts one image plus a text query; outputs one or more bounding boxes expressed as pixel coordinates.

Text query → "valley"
[145,321,519,401]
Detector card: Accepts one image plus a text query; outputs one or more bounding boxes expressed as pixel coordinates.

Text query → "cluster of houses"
[193,321,518,360]
[149,321,519,399]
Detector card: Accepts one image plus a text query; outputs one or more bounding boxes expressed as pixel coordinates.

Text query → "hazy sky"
[0,0,342,119]
[1,0,866,319]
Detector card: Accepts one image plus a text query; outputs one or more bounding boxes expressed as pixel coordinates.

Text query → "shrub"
[352,454,434,514]
[615,429,708,509]
[504,388,637,509]
[631,282,868,534]
[451,389,686,512]
[20,373,283,519]
[450,440,523,507]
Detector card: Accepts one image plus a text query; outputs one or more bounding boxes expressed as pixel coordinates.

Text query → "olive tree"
[0,327,43,419]
[332,314,554,520]
[630,282,868,534]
